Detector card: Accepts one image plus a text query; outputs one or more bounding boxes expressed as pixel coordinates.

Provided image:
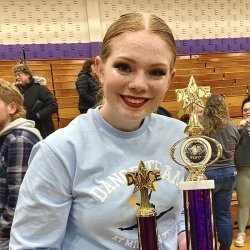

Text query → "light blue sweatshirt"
[10,107,187,250]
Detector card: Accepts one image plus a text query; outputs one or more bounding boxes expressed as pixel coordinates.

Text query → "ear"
[95,56,104,84]
[170,69,176,81]
[8,102,17,115]
[166,69,176,90]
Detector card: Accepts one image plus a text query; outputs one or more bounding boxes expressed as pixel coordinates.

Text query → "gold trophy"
[170,76,222,250]
[126,161,161,250]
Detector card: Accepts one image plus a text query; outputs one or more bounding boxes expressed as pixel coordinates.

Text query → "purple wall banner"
[0,38,249,60]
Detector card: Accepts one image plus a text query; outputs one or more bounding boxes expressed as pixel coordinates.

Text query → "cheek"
[152,79,170,96]
[102,77,119,99]
[103,72,125,92]
[243,112,250,118]
[22,75,29,82]
[20,76,26,82]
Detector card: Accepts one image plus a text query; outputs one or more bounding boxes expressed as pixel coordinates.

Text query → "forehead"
[108,30,174,64]
[15,71,27,76]
[243,101,250,108]
[0,98,7,105]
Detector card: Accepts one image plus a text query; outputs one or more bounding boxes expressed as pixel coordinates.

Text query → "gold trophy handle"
[202,136,223,167]
[170,138,187,167]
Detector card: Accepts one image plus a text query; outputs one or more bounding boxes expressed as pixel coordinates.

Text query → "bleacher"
[1,52,250,227]
[1,52,250,129]
[162,52,250,124]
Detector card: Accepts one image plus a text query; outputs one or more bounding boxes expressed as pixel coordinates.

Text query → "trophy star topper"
[176,76,211,136]
[176,76,211,111]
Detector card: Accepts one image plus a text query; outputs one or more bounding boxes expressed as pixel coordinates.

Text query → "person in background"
[14,64,58,138]
[195,104,204,119]
[75,58,103,114]
[0,79,42,250]
[201,94,240,250]
[10,12,187,249]
[234,96,250,247]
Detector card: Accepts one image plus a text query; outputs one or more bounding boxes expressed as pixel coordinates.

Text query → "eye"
[149,69,166,77]
[114,63,131,73]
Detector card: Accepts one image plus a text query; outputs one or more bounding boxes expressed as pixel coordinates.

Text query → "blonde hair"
[100,12,176,71]
[201,94,230,136]
[0,79,26,120]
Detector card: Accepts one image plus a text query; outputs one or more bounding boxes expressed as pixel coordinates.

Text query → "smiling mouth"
[122,95,149,108]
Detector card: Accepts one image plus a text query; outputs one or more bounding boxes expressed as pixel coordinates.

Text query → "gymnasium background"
[0,0,249,60]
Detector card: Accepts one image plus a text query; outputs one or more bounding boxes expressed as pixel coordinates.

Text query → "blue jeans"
[205,166,236,250]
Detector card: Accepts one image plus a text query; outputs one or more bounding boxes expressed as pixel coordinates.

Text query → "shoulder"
[150,114,186,140]
[227,122,240,134]
[45,114,91,145]
[228,121,237,128]
[77,69,91,79]
[31,115,92,166]
[3,129,40,145]
[33,76,46,85]
[33,83,53,96]
[151,113,186,130]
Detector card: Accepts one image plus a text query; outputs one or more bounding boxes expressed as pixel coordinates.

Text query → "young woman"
[234,96,250,247]
[201,94,240,250]
[0,79,42,250]
[10,13,187,249]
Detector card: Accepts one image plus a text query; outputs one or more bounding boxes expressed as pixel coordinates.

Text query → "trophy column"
[180,180,217,249]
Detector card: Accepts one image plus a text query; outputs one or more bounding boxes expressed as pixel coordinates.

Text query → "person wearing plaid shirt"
[0,79,42,249]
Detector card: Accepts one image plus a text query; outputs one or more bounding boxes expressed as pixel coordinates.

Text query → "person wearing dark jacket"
[156,106,172,117]
[14,64,58,138]
[234,96,250,247]
[75,58,102,114]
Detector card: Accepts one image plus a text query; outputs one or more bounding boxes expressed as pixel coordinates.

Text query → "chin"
[123,110,147,121]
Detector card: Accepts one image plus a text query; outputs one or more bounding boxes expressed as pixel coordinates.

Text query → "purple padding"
[0,43,95,60]
[177,37,250,55]
[0,37,249,60]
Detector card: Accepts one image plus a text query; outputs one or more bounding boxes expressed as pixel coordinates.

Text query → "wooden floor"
[231,228,250,250]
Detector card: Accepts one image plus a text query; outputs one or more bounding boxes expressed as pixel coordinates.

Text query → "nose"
[128,71,149,91]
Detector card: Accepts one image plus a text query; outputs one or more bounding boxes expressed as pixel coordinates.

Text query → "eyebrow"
[115,56,169,68]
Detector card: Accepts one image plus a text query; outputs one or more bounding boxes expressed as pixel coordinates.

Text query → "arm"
[0,137,35,240]
[37,86,58,119]
[10,141,72,249]
[177,210,187,250]
[178,231,187,250]
[237,119,248,131]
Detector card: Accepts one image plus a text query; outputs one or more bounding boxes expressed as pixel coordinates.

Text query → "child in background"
[0,79,42,249]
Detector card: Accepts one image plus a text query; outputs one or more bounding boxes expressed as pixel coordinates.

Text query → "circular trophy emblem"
[180,137,212,167]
